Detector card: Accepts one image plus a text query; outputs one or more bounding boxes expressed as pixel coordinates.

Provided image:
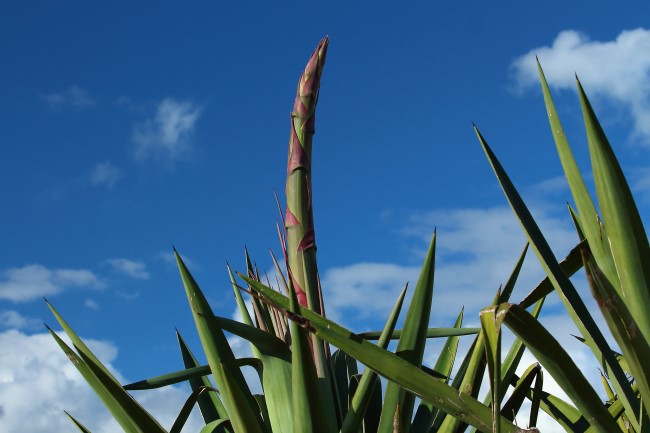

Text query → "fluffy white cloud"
[511,28,650,143]
[0,265,106,302]
[321,262,418,325]
[89,161,123,189]
[42,85,96,109]
[106,258,150,280]
[132,99,202,162]
[0,329,202,433]
[321,203,578,328]
[0,310,41,330]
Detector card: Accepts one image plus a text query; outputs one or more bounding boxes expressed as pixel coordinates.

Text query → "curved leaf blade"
[242,275,519,433]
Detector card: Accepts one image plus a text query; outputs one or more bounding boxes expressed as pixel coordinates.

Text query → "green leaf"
[583,250,650,409]
[286,261,328,433]
[48,327,166,433]
[199,420,233,433]
[440,244,528,433]
[484,303,620,433]
[169,387,229,433]
[175,250,265,433]
[377,233,436,433]
[45,303,167,433]
[228,265,294,433]
[358,327,479,340]
[501,363,542,426]
[123,358,261,391]
[64,411,93,433]
[537,62,619,289]
[577,77,650,343]
[332,349,352,421]
[242,275,520,433]
[176,331,229,426]
[475,126,640,428]
[519,240,585,309]
[480,305,503,433]
[501,363,541,422]
[340,285,407,433]
[412,308,464,433]
[529,366,543,429]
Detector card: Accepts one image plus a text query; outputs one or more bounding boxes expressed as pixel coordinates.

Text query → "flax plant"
[46,37,649,433]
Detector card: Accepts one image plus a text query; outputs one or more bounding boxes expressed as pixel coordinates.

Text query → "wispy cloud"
[106,258,150,280]
[132,99,202,162]
[37,161,124,204]
[321,263,417,325]
[84,298,100,310]
[511,28,650,144]
[0,329,202,433]
[0,310,41,330]
[0,265,105,303]
[42,85,96,109]
[89,161,123,189]
[158,251,199,271]
[319,196,578,327]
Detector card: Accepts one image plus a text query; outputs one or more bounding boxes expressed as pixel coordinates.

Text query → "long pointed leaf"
[412,308,464,433]
[242,275,520,433]
[485,303,619,433]
[175,250,264,433]
[176,331,229,426]
[46,309,167,433]
[537,62,618,288]
[358,327,478,340]
[577,78,650,342]
[378,233,436,433]
[583,250,650,408]
[341,285,407,433]
[287,261,325,433]
[481,306,503,433]
[64,411,93,433]
[475,126,640,426]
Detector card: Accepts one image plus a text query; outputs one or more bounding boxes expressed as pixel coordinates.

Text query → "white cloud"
[322,263,418,325]
[89,161,123,189]
[132,99,202,162]
[42,85,96,109]
[0,329,202,433]
[158,251,199,270]
[320,203,578,328]
[106,259,150,280]
[322,198,605,433]
[511,28,650,144]
[0,265,106,303]
[84,299,100,310]
[0,310,41,330]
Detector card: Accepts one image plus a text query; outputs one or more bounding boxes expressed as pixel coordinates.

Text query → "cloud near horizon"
[511,28,650,144]
[0,329,202,433]
[0,310,41,330]
[321,200,578,328]
[0,264,106,302]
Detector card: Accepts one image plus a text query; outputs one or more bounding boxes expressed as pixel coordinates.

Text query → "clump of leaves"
[47,37,648,433]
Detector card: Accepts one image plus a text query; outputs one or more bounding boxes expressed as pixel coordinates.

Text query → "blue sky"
[2,2,650,432]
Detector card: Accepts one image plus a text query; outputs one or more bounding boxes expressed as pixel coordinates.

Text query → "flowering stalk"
[284,36,339,432]
[285,37,328,325]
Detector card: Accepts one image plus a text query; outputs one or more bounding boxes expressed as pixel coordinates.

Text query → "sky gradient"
[2,2,650,432]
